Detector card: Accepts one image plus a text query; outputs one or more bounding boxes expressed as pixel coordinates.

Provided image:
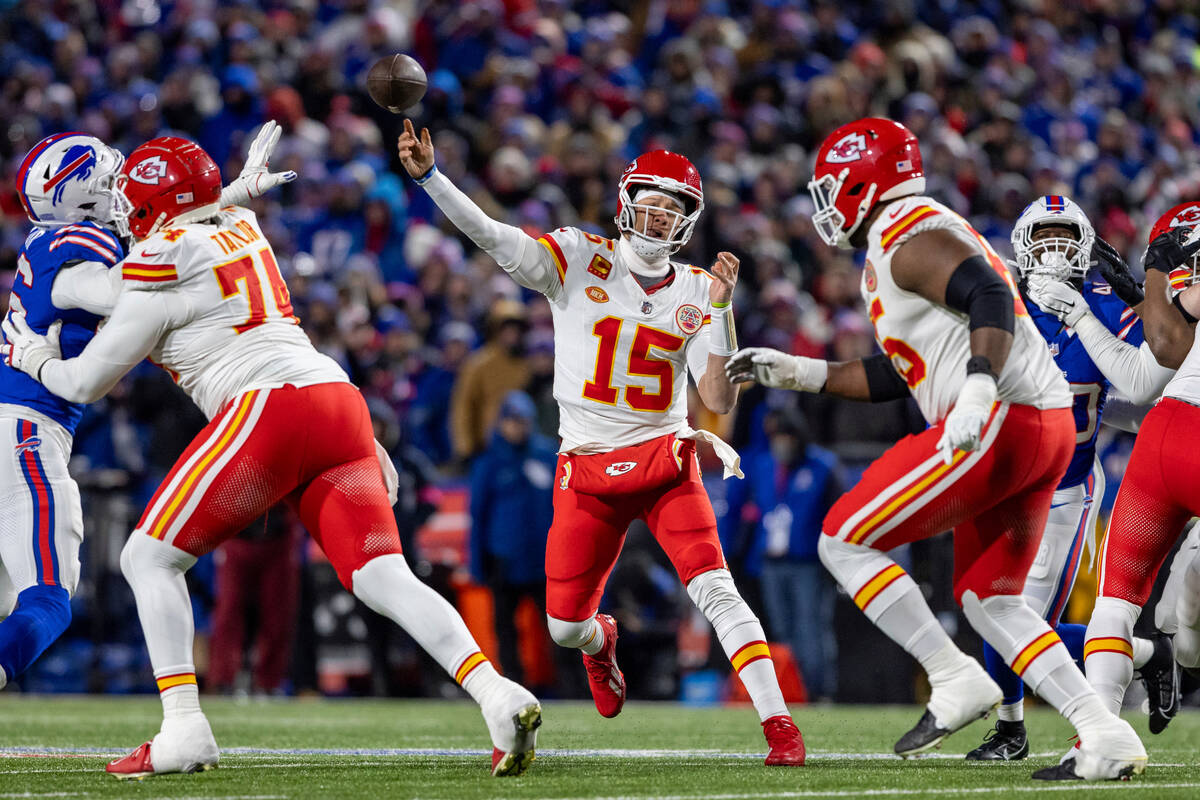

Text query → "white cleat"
[482,679,542,777]
[896,658,1001,757]
[107,713,219,779]
[1074,717,1147,781]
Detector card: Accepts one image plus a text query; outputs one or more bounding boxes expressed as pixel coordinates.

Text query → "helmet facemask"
[807,168,877,250]
[1015,220,1093,283]
[616,183,702,260]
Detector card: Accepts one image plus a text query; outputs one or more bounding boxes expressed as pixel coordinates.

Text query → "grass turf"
[1,696,1199,798]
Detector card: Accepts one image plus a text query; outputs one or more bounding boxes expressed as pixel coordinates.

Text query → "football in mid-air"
[366,54,427,113]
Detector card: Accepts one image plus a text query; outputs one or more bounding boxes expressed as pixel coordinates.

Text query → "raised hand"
[1145,227,1200,275]
[709,251,739,305]
[221,120,297,207]
[397,118,435,179]
[1091,236,1144,307]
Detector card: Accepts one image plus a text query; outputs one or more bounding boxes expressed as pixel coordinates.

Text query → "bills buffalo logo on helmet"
[605,461,638,477]
[825,133,868,164]
[130,156,169,185]
[44,144,96,205]
[675,303,703,334]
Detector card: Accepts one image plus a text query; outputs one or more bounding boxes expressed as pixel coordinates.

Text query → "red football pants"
[822,403,1073,603]
[1099,397,1200,606]
[133,382,401,588]
[545,440,726,621]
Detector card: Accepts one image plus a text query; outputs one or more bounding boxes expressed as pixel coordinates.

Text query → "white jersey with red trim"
[863,195,1070,423]
[1163,327,1200,404]
[120,207,347,418]
[535,227,716,453]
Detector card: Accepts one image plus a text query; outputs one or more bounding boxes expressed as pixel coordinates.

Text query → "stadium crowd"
[0,0,1197,699]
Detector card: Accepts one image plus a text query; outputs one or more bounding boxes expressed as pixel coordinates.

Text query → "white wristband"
[709,304,737,357]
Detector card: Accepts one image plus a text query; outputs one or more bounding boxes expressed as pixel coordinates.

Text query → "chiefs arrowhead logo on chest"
[825,133,868,164]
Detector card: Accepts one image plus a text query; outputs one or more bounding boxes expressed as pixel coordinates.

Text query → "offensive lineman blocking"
[3,136,541,778]
[728,118,1145,780]
[397,119,807,765]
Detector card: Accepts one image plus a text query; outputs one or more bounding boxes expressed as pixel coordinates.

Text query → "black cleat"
[895,710,950,757]
[1032,757,1082,781]
[1138,632,1180,734]
[966,719,1029,761]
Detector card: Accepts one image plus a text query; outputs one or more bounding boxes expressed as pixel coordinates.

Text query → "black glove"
[1091,236,1144,307]
[1144,227,1200,275]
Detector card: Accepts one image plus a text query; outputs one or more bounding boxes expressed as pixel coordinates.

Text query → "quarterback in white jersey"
[728,117,1144,780]
[3,137,541,779]
[398,119,807,766]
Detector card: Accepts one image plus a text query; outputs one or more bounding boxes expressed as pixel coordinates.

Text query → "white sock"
[819,537,952,669]
[352,555,497,699]
[998,701,1023,723]
[546,615,606,655]
[688,570,788,722]
[121,535,201,716]
[1132,637,1153,671]
[1084,597,1140,715]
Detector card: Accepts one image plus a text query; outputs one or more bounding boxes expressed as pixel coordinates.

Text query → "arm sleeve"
[421,170,562,300]
[862,353,911,402]
[37,290,177,403]
[50,261,122,316]
[1072,313,1175,404]
[943,255,1015,333]
[1100,390,1154,434]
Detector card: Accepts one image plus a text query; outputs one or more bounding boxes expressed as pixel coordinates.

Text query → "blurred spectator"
[721,407,842,700]
[450,299,530,463]
[468,391,556,687]
[208,508,302,696]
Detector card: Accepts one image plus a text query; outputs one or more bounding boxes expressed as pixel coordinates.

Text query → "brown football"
[366,54,427,113]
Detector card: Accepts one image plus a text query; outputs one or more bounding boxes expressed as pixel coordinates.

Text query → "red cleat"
[582,614,625,718]
[763,715,806,766]
[106,742,155,780]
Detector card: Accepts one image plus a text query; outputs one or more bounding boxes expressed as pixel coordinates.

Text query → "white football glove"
[725,347,828,392]
[936,373,997,464]
[219,120,298,207]
[1026,277,1089,327]
[374,438,400,507]
[1,313,61,381]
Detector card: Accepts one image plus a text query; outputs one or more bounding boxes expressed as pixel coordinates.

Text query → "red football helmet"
[808,118,925,248]
[614,150,704,259]
[1150,202,1200,292]
[116,137,221,239]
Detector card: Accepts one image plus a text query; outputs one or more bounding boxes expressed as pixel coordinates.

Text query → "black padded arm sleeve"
[943,254,1015,334]
[862,353,910,403]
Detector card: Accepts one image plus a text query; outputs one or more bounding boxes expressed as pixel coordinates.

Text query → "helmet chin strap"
[619,234,671,277]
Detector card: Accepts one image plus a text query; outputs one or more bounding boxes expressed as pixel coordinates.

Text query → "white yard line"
[492,786,1200,800]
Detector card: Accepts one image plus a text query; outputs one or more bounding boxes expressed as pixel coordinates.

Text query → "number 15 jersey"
[120,207,346,419]
[536,228,716,454]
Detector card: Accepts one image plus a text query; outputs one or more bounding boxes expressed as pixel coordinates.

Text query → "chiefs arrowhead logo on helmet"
[1151,202,1200,292]
[825,133,868,164]
[130,156,170,185]
[1170,204,1200,227]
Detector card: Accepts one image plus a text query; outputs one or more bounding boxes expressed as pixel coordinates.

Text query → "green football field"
[2,697,1200,799]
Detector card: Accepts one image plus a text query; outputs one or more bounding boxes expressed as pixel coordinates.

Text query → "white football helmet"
[1011,195,1095,282]
[16,132,130,230]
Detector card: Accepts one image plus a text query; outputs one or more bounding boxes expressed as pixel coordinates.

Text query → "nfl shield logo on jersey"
[641,300,653,315]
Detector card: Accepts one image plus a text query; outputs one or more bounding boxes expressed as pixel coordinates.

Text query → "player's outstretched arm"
[1141,230,1200,369]
[725,347,906,403]
[5,290,173,403]
[1026,279,1173,404]
[219,120,297,208]
[397,120,560,298]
